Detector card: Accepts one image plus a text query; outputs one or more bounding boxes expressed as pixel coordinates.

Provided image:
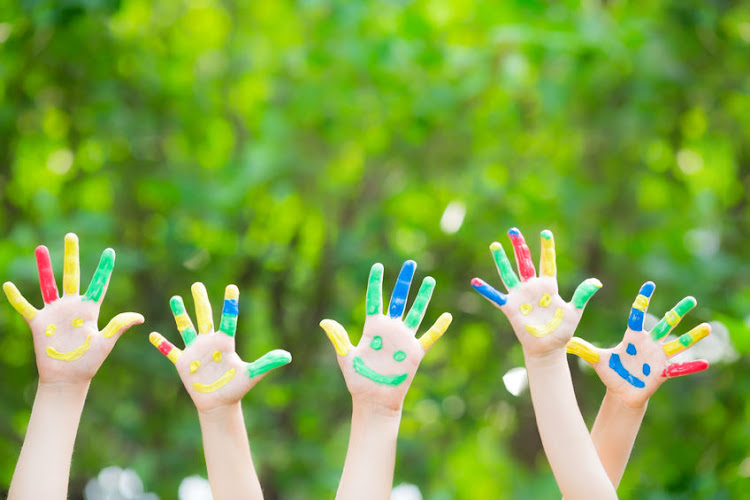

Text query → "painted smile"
[353,356,407,386]
[524,307,564,337]
[46,334,92,361]
[609,354,645,388]
[192,368,236,393]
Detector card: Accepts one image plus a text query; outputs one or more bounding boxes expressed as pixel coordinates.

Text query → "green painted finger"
[571,278,603,309]
[490,242,519,289]
[83,248,115,303]
[404,277,436,330]
[366,263,384,316]
[247,349,292,378]
[170,296,197,346]
[650,296,697,341]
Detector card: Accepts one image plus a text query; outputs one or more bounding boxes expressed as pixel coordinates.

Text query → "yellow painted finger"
[3,282,38,320]
[191,282,214,334]
[419,312,452,351]
[566,337,601,364]
[63,233,80,295]
[319,319,353,356]
[149,332,183,364]
[539,230,556,277]
[662,323,711,357]
[101,312,144,339]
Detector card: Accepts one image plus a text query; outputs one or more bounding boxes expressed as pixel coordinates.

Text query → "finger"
[83,248,115,303]
[2,282,38,320]
[388,260,416,319]
[490,242,519,289]
[650,296,697,341]
[566,337,601,364]
[662,360,709,378]
[149,332,183,364]
[191,282,214,334]
[62,233,80,296]
[366,263,384,316]
[247,349,292,378]
[319,319,353,356]
[507,228,536,281]
[539,230,557,278]
[571,278,603,309]
[170,296,197,346]
[627,281,655,331]
[100,312,145,339]
[35,245,58,304]
[418,312,452,351]
[404,277,436,331]
[218,284,239,337]
[662,323,710,357]
[470,277,507,307]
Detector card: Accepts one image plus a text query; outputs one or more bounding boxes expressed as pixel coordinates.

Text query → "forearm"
[524,351,616,500]
[198,403,263,500]
[590,391,647,488]
[336,401,402,500]
[9,381,90,500]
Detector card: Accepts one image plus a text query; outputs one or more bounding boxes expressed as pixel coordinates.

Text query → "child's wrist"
[522,346,567,365]
[197,401,243,422]
[351,398,403,420]
[604,388,650,412]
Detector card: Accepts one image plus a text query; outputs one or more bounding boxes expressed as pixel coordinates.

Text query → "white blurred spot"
[442,395,465,419]
[179,476,213,500]
[119,468,144,497]
[47,148,74,174]
[670,321,739,365]
[391,483,423,500]
[684,228,720,257]
[0,23,11,43]
[676,148,703,174]
[84,466,157,500]
[439,201,466,234]
[502,367,528,396]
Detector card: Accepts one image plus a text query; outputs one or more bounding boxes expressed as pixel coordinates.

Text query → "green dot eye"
[393,350,406,362]
[370,336,383,350]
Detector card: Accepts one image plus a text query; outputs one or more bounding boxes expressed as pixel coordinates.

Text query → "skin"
[4,234,143,500]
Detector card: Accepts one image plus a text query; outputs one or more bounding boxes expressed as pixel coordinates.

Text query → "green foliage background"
[1,0,750,498]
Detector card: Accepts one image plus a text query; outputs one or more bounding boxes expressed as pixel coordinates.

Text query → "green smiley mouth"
[353,356,408,386]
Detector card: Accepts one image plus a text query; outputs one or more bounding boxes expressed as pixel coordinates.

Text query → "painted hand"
[149,283,292,413]
[2,233,144,384]
[471,228,601,357]
[320,261,452,412]
[567,282,710,408]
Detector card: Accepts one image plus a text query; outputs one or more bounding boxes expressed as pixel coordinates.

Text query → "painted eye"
[212,351,222,362]
[520,303,533,315]
[72,318,84,327]
[626,343,637,355]
[45,324,57,336]
[642,363,651,376]
[393,350,406,362]
[539,293,552,307]
[370,336,383,350]
[190,360,201,374]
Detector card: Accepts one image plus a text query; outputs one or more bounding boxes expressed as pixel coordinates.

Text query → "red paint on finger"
[35,246,59,303]
[508,228,536,281]
[662,360,709,378]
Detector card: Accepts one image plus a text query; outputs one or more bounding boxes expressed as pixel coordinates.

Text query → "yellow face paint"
[212,350,222,362]
[45,324,57,337]
[539,293,552,307]
[192,368,236,393]
[520,303,533,315]
[189,360,201,374]
[524,307,565,337]
[47,334,92,361]
[72,318,84,327]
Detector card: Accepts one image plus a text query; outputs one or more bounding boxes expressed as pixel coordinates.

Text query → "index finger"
[366,263,384,316]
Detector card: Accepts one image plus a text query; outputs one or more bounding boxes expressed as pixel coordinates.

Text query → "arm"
[567,282,710,487]
[472,228,616,500]
[320,261,452,500]
[149,282,291,500]
[4,234,143,500]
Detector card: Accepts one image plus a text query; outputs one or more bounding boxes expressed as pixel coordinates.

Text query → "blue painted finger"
[471,277,508,307]
[388,260,416,318]
[628,281,655,331]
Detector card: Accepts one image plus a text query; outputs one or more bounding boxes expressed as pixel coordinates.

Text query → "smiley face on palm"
[471,228,602,356]
[567,282,710,408]
[2,233,144,384]
[320,261,452,412]
[149,283,291,412]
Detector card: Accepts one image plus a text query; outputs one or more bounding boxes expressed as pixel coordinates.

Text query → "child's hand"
[567,282,710,409]
[149,282,291,413]
[320,261,452,413]
[2,233,143,384]
[471,228,601,358]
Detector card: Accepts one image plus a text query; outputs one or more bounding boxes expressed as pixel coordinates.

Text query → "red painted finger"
[662,360,709,378]
[35,245,59,304]
[507,228,536,281]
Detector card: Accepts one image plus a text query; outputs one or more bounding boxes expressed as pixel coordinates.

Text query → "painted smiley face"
[608,343,651,389]
[191,350,236,393]
[520,293,565,338]
[45,318,93,361]
[352,335,408,386]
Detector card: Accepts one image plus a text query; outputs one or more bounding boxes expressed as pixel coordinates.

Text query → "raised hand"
[320,261,452,412]
[2,233,144,384]
[149,282,291,412]
[471,228,601,356]
[567,282,710,408]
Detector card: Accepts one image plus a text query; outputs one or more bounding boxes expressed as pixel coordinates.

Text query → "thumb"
[570,278,603,310]
[246,349,292,379]
[319,319,353,357]
[101,312,145,342]
[566,337,601,365]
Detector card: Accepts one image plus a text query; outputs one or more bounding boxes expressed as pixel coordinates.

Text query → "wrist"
[604,389,650,413]
[523,347,567,367]
[352,399,403,421]
[36,380,90,402]
[197,401,243,423]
